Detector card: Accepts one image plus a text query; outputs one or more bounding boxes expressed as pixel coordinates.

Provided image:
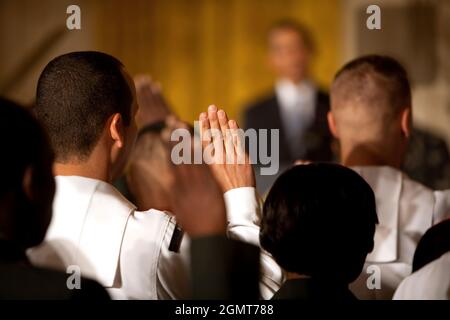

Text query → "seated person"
[393,219,450,300]
[259,163,378,300]
[0,97,109,300]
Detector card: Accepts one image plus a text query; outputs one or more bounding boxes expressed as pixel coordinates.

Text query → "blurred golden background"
[1,0,450,147]
[0,0,340,123]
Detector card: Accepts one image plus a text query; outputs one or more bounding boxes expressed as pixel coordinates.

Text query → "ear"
[22,166,33,200]
[400,108,412,138]
[327,111,339,138]
[110,113,124,148]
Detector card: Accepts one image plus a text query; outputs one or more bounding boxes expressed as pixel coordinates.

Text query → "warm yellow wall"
[94,0,342,123]
[0,0,341,122]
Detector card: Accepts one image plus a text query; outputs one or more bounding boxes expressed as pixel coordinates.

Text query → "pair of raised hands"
[161,107,255,238]
[134,75,255,238]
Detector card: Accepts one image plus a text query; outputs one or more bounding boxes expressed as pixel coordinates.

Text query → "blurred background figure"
[403,128,450,190]
[244,20,333,163]
[113,75,174,211]
[243,20,333,192]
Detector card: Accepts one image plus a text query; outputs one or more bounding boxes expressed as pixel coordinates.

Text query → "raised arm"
[162,116,260,299]
[197,106,284,299]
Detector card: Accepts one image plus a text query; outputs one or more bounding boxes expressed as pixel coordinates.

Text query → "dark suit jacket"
[244,90,333,164]
[272,278,357,301]
[0,240,109,300]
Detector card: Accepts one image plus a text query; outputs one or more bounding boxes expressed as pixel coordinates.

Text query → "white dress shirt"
[393,251,450,300]
[275,79,317,157]
[28,176,190,300]
[349,166,450,300]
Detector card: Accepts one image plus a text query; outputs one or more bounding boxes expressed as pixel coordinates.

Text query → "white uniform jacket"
[350,166,450,299]
[28,176,190,299]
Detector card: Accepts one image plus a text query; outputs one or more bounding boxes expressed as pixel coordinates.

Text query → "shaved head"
[330,55,412,167]
[331,55,411,141]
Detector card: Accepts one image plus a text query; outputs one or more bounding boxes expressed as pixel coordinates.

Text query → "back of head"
[330,55,411,144]
[260,163,378,283]
[412,219,450,272]
[35,51,132,163]
[0,98,54,249]
[126,124,172,211]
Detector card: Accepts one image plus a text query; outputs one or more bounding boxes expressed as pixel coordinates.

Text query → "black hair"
[35,51,132,162]
[260,163,378,283]
[412,219,450,272]
[0,98,52,196]
[0,97,54,249]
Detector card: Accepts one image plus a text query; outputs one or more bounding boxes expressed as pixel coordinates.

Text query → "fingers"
[134,75,170,114]
[207,105,225,163]
[199,112,211,150]
[229,119,246,164]
[135,75,154,99]
[162,115,188,150]
[200,106,244,165]
[217,109,235,163]
[217,109,229,136]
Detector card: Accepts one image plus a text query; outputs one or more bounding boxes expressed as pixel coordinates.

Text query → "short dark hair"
[268,19,315,52]
[0,97,54,248]
[412,219,450,272]
[0,98,51,196]
[260,163,378,283]
[35,51,132,162]
[331,55,411,116]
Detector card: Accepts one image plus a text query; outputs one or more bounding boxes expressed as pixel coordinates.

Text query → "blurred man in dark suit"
[243,20,333,192]
[244,20,333,163]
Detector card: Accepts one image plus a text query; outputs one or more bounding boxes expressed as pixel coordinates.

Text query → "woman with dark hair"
[260,163,378,300]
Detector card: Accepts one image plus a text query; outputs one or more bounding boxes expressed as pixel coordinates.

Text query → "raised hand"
[161,116,227,237]
[199,105,256,193]
[134,75,171,128]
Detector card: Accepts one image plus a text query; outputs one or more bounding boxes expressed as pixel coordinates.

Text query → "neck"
[282,76,308,86]
[285,272,311,280]
[340,142,402,169]
[54,159,111,183]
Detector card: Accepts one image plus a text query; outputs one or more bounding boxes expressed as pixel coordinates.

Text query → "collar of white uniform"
[53,175,136,287]
[350,166,402,263]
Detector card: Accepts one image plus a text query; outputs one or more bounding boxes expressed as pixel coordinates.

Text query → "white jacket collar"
[48,176,136,287]
[351,166,402,263]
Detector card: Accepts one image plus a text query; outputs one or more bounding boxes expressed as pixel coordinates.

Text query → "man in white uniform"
[29,51,189,299]
[327,55,450,299]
